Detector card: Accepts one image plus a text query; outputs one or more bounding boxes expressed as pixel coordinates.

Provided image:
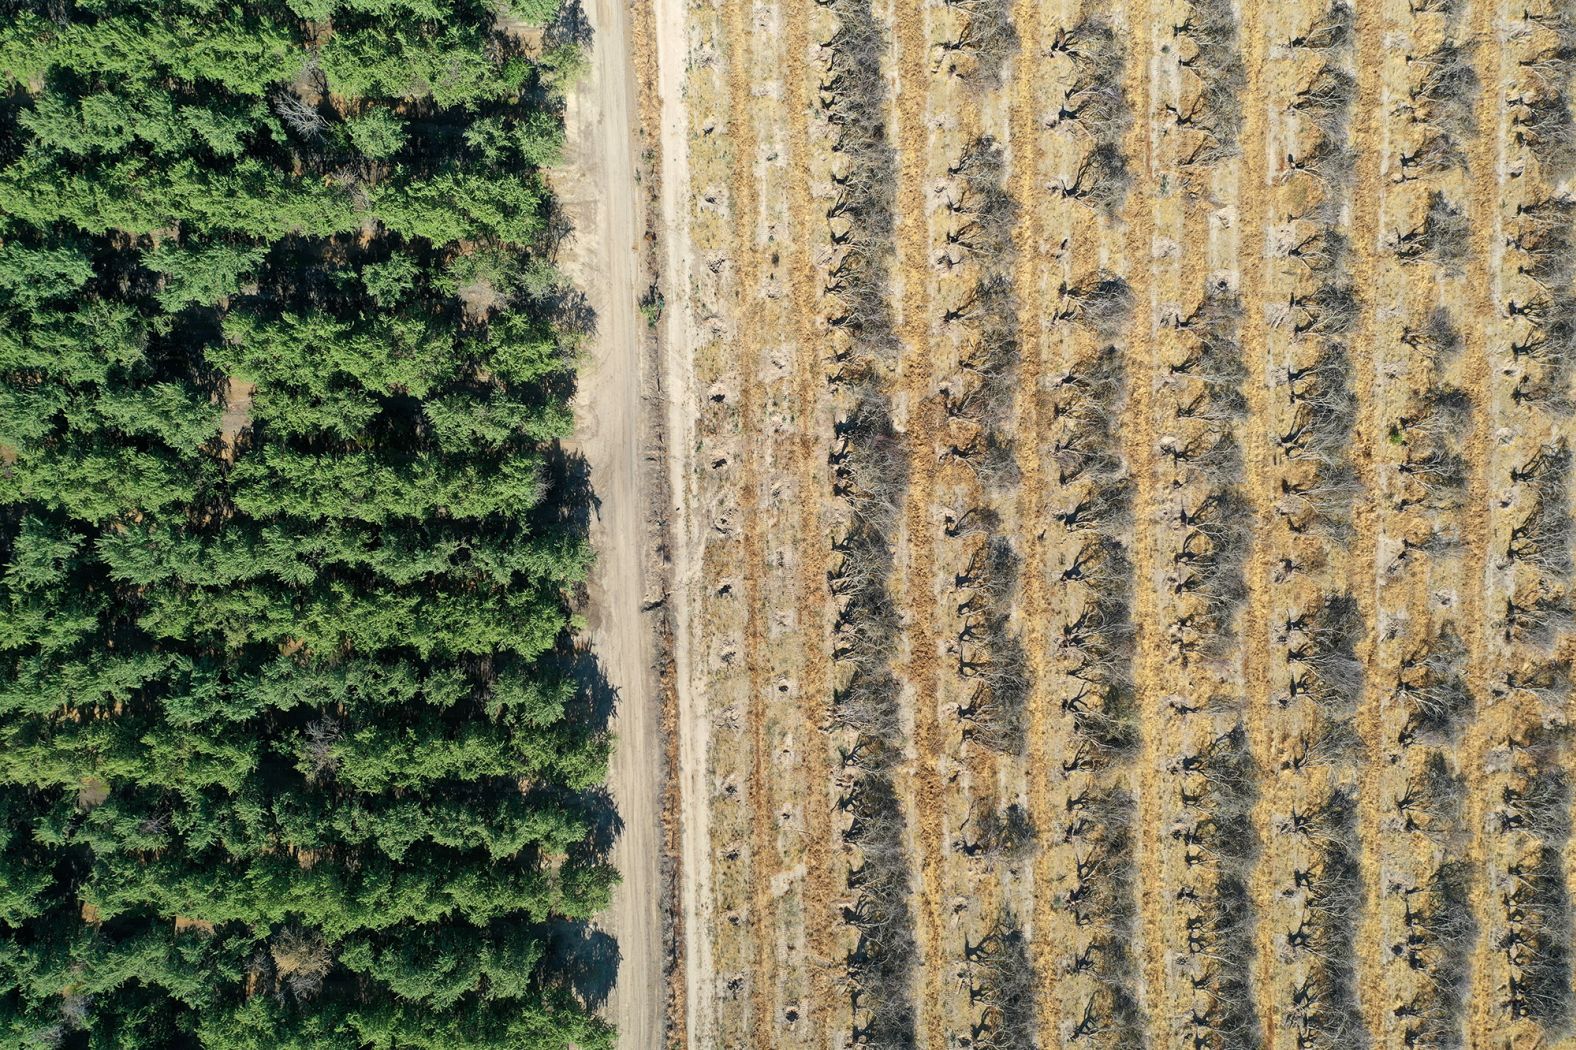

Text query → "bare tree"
[1504,585,1576,649]
[1066,271,1135,343]
[1516,89,1576,180]
[959,802,1036,862]
[1056,142,1133,213]
[1395,190,1470,271]
[1408,40,1479,138]
[938,0,1019,86]
[270,927,333,999]
[1287,1,1353,52]
[272,90,328,139]
[1401,306,1464,364]
[1512,195,1576,289]
[966,911,1039,1050]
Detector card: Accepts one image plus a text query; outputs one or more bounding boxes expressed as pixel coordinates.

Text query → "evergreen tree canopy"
[0,1,610,1046]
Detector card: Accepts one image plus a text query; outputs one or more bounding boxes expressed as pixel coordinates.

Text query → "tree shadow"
[534,611,626,1015]
[538,598,622,854]
[562,635,619,740]
[543,919,621,1012]
[541,446,601,533]
[538,193,600,341]
[547,0,595,50]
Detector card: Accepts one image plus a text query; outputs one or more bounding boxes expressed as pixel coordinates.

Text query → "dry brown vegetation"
[645,0,1576,1046]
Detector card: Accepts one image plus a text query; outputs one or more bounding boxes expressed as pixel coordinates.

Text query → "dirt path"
[558,1,665,1046]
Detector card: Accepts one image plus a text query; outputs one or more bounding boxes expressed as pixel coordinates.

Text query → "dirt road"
[558,1,664,1046]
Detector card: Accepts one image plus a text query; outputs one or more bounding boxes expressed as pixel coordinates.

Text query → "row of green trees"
[1,1,612,1046]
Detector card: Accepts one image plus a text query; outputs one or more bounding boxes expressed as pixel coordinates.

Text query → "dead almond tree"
[964,911,1038,1050]
[938,0,1019,87]
[1047,13,1133,217]
[1394,190,1470,271]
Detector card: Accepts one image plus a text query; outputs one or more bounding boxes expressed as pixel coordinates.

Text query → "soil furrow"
[782,0,841,1038]
[1460,1,1506,1040]
[721,0,777,1040]
[888,1,951,1044]
[1346,6,1390,1044]
[1008,0,1059,1027]
[1124,2,1168,1040]
[1236,0,1281,1043]
[1006,0,1061,1037]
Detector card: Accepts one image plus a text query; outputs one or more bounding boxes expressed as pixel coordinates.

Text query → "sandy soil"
[557,0,665,1045]
[645,0,706,1044]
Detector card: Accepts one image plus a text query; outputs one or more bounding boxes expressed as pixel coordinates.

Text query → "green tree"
[143,241,267,309]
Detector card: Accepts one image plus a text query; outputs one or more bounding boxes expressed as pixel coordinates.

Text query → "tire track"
[649,0,710,1038]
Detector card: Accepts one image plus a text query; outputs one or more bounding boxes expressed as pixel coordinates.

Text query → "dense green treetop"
[0,1,610,1046]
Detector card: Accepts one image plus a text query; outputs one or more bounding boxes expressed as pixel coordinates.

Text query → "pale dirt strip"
[1348,0,1391,1034]
[1239,0,1282,1043]
[1009,1,1063,1042]
[561,0,665,1044]
[649,0,713,1044]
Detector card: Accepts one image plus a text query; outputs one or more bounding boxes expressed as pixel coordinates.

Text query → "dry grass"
[646,0,1576,1047]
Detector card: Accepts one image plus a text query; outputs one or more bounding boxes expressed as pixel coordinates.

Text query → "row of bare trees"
[1503,442,1573,646]
[1153,11,1256,1038]
[935,82,1035,1040]
[1370,2,1483,1043]
[941,135,1026,762]
[1165,287,1252,660]
[1386,0,1476,185]
[1274,0,1361,538]
[1511,3,1576,181]
[1044,271,1144,1045]
[1158,275,1261,1047]
[1494,730,1573,1031]
[1171,0,1247,170]
[1267,30,1367,996]
[1502,181,1575,663]
[1388,710,1474,1049]
[1171,725,1259,1047]
[1047,15,1131,213]
[1394,860,1475,1048]
[820,3,917,1045]
[1279,787,1365,1048]
[964,910,1039,1050]
[1042,18,1142,1029]
[1493,6,1576,1037]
